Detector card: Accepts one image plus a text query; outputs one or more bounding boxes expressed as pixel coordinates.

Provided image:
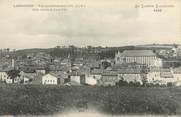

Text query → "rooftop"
[173,67,181,74]
[118,68,143,74]
[48,71,68,79]
[118,50,156,57]
[160,72,173,78]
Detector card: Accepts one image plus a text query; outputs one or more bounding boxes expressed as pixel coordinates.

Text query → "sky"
[0,0,180,49]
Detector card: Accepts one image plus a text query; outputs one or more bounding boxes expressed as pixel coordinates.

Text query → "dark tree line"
[49,46,136,59]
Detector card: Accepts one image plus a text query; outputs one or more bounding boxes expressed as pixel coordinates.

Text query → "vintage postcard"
[0,0,180,117]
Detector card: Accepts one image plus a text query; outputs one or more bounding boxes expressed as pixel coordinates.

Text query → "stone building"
[115,50,162,67]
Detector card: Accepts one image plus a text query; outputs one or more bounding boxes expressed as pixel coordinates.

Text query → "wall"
[42,74,57,85]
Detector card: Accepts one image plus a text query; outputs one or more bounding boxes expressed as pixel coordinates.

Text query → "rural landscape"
[0,44,181,116]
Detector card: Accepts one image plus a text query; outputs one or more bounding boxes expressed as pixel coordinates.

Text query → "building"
[147,67,161,83]
[84,76,97,85]
[173,67,181,81]
[99,71,118,86]
[160,68,176,85]
[35,68,46,74]
[31,74,43,84]
[115,50,162,67]
[20,71,41,84]
[147,68,178,85]
[6,76,21,84]
[69,74,85,85]
[118,68,143,85]
[90,69,103,80]
[42,72,68,85]
[0,70,8,82]
[172,67,181,86]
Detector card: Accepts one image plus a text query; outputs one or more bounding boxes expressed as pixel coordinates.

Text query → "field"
[0,85,181,115]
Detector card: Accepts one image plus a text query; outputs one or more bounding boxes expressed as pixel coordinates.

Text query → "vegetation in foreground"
[0,85,181,115]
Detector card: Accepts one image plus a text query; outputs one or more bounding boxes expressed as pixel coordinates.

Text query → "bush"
[167,82,174,87]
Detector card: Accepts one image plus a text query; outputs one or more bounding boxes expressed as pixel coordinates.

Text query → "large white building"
[115,50,162,67]
[42,72,67,85]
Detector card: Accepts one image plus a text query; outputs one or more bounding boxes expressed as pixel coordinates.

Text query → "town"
[0,44,181,87]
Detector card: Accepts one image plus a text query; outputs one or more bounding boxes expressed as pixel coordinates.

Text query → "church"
[115,50,162,67]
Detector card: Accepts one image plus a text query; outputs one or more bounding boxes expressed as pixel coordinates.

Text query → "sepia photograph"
[0,0,181,116]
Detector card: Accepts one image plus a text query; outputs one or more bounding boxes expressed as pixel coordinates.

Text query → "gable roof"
[149,67,161,72]
[118,68,143,74]
[91,69,104,75]
[47,72,68,79]
[102,70,118,76]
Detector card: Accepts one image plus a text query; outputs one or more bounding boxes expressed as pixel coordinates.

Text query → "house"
[160,68,176,85]
[73,58,84,67]
[61,58,71,65]
[23,77,30,84]
[100,70,118,86]
[49,64,71,72]
[31,74,43,84]
[112,62,148,71]
[42,72,68,85]
[0,70,8,82]
[84,76,97,85]
[118,68,143,85]
[79,65,91,76]
[6,78,13,84]
[6,76,21,84]
[90,69,103,80]
[20,71,37,79]
[20,72,40,84]
[85,60,100,68]
[35,69,46,75]
[70,76,81,84]
[69,74,85,85]
[173,67,181,81]
[147,67,161,83]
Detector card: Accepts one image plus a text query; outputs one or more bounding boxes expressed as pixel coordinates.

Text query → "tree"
[45,66,50,74]
[116,79,128,86]
[7,70,20,83]
[140,67,148,86]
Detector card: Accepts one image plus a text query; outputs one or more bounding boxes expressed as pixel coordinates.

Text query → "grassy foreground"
[0,85,181,115]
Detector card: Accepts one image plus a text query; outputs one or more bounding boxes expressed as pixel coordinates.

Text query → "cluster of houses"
[0,49,181,86]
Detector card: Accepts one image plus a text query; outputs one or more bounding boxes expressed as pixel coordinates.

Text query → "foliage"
[7,70,20,83]
[116,80,141,87]
[0,85,180,115]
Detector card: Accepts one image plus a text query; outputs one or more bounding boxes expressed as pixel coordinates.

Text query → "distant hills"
[12,44,178,58]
